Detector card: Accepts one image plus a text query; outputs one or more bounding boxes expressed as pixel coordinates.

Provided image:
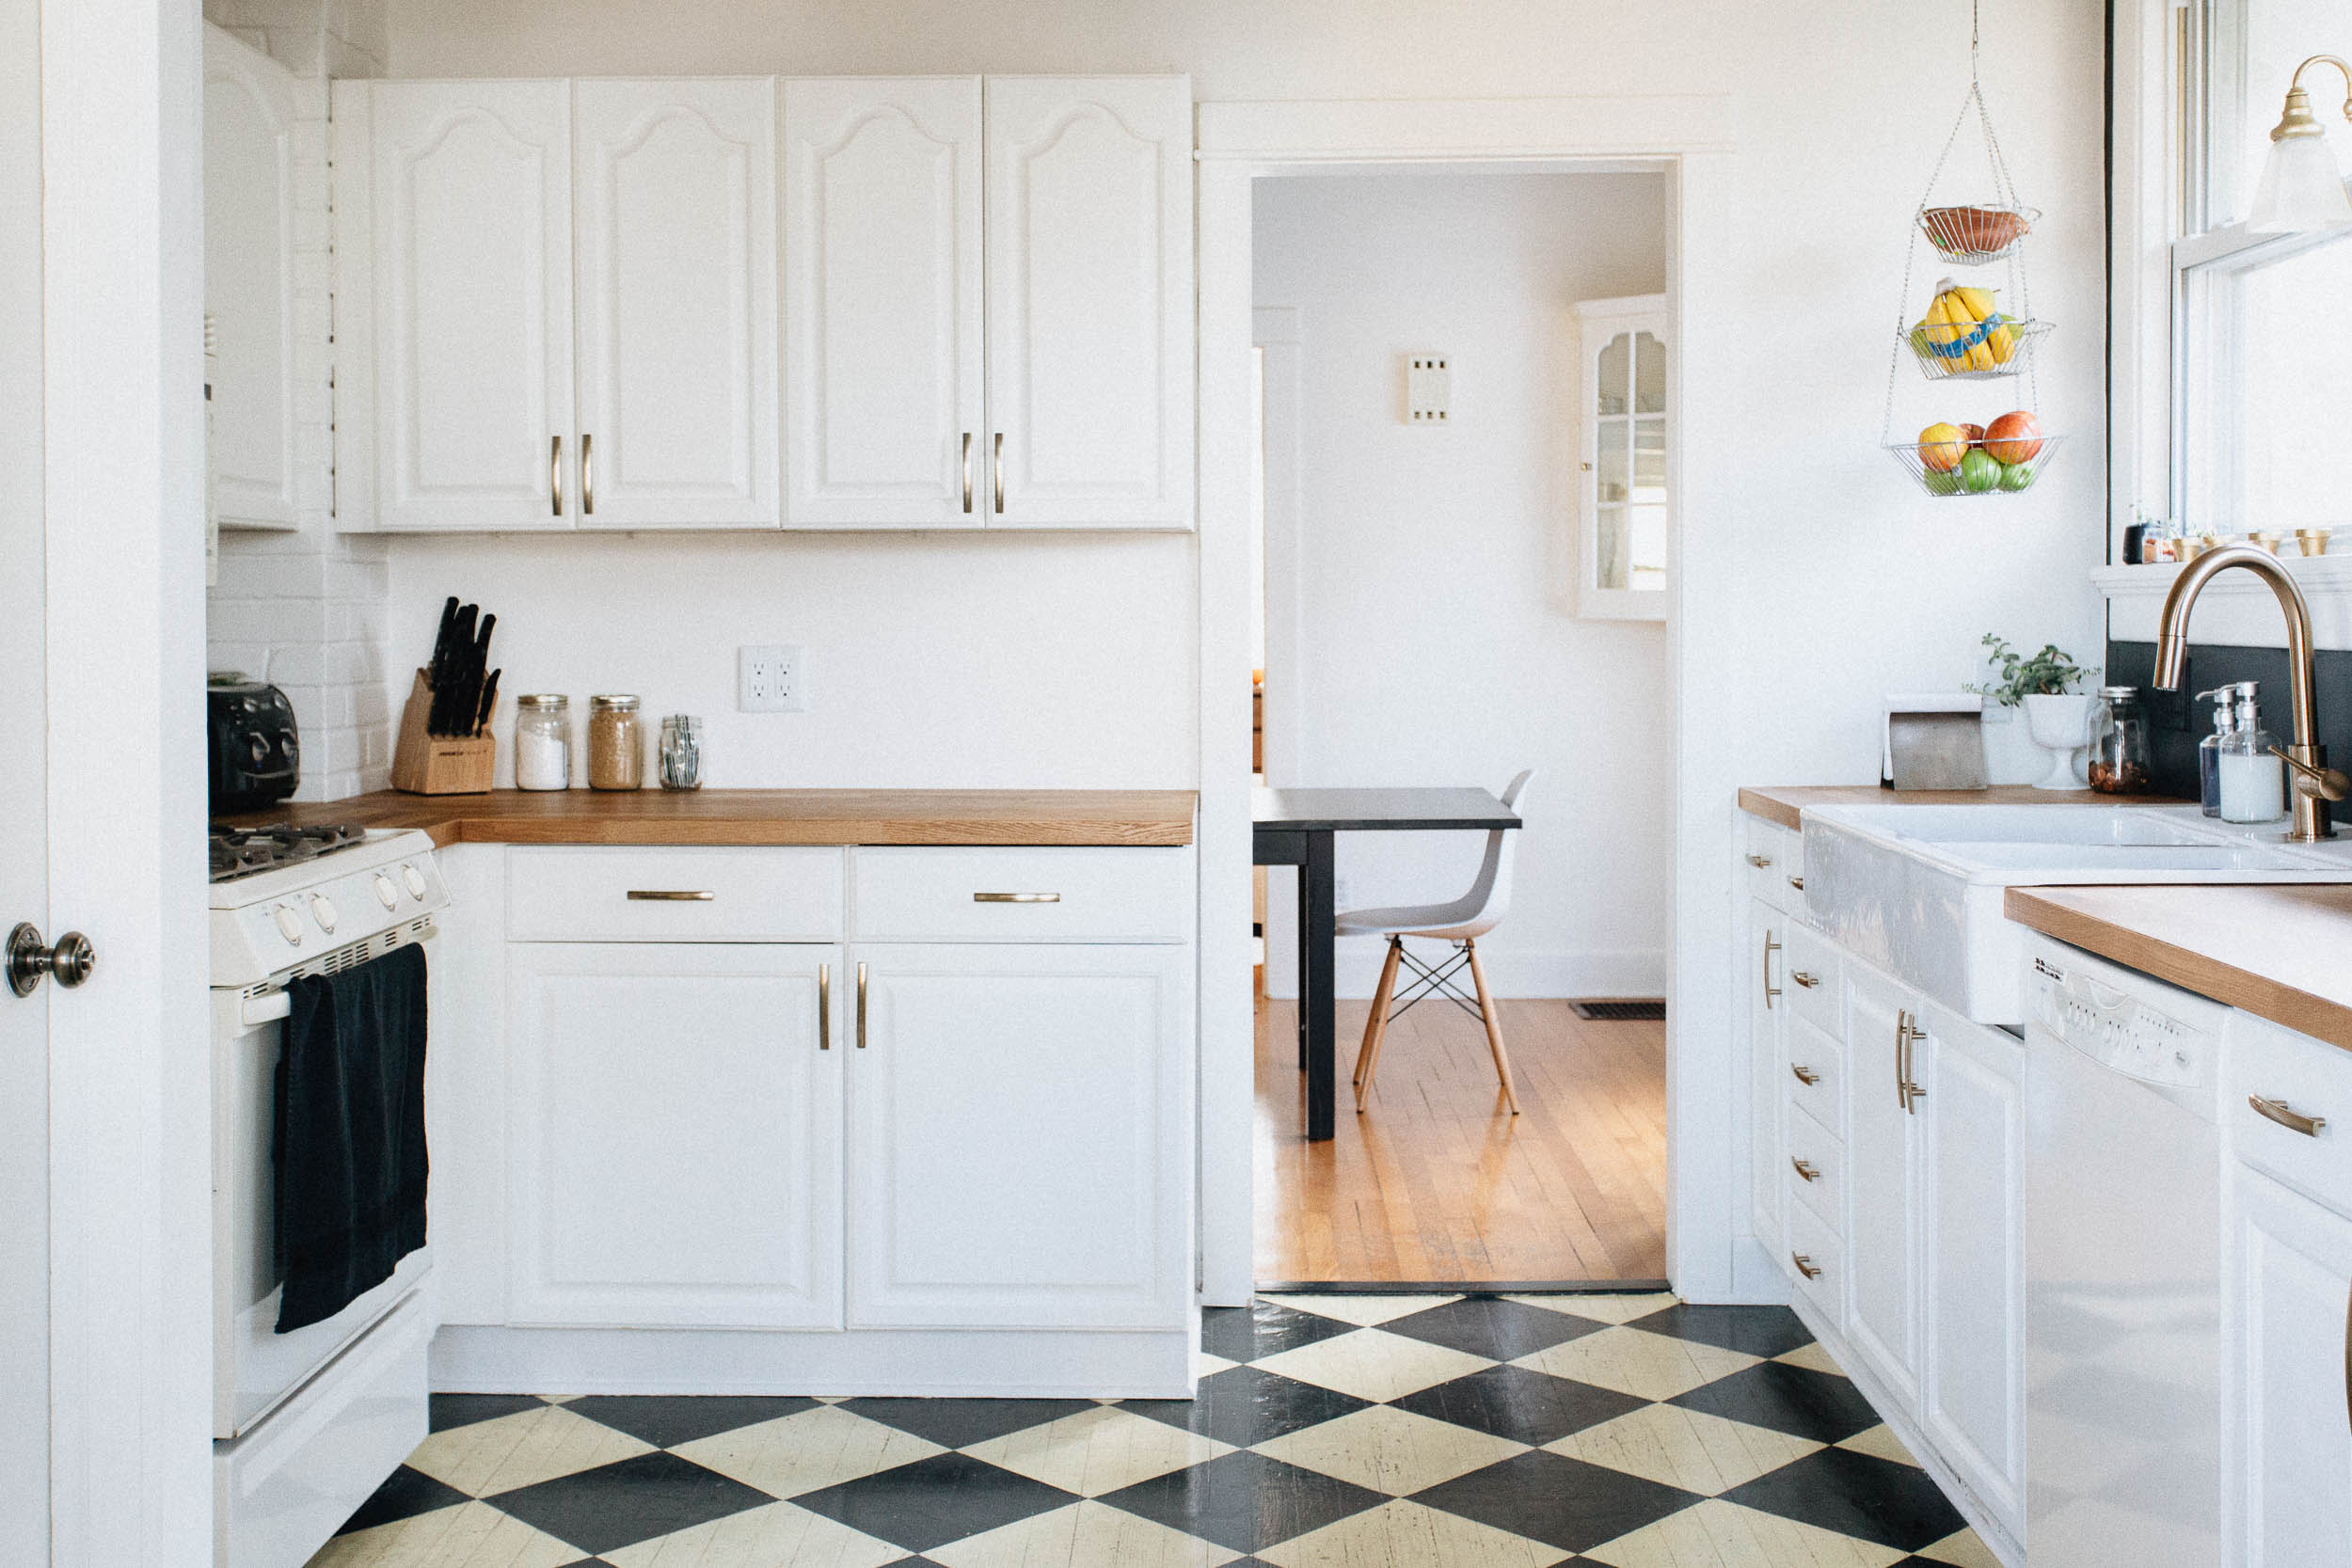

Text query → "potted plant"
[1969,634,2092,789]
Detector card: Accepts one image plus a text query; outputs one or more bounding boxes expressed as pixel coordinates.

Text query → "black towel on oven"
[273,940,429,1333]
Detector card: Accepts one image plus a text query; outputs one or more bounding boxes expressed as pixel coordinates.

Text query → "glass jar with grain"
[587,694,644,790]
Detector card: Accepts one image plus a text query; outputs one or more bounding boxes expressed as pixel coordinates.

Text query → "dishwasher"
[2024,934,2228,1567]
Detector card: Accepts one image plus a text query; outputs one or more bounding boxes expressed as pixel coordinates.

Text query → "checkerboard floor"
[309,1293,2000,1567]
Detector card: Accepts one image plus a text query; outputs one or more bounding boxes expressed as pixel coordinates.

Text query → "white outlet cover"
[739,644,807,712]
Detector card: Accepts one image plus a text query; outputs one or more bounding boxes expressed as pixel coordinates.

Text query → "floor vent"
[1569,999,1666,1022]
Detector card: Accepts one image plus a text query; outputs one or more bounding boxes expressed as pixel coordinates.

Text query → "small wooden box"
[389,668,496,795]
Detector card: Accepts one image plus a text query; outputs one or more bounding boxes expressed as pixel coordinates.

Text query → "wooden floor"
[1254,993,1667,1285]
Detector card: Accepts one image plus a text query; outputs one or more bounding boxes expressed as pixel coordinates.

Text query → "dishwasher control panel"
[2027,948,2217,1088]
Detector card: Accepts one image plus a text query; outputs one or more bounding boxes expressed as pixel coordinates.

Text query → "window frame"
[1573,292,1670,623]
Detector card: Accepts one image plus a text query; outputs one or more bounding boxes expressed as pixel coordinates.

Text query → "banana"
[1983,313,2017,364]
[1952,284,1997,320]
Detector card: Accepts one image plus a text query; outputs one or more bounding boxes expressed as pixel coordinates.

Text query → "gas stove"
[209,824,448,991]
[209,820,372,883]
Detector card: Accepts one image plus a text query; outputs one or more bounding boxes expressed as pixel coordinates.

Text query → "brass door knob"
[8,924,94,998]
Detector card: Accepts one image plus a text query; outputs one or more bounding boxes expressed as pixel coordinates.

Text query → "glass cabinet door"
[1578,297,1669,619]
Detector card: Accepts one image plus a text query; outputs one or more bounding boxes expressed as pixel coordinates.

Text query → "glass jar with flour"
[515,694,572,790]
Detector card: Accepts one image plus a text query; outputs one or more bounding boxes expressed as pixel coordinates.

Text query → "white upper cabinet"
[203,27,302,531]
[574,79,778,530]
[784,77,983,529]
[984,77,1194,530]
[351,80,575,531]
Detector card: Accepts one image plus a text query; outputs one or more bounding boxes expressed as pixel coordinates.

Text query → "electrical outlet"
[739,644,808,712]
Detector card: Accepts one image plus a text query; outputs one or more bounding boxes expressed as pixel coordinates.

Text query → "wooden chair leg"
[1464,939,1521,1115]
[1354,936,1403,1111]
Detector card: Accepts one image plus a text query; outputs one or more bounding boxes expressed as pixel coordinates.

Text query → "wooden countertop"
[1738,784,2185,832]
[2006,884,2352,1053]
[222,788,1199,848]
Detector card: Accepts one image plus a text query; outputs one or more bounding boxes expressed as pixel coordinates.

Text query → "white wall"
[1255,171,1669,998]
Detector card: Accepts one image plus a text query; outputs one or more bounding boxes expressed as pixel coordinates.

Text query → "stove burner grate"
[207,821,372,883]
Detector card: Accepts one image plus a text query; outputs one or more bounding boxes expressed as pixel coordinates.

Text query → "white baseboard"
[1264,942,1667,1001]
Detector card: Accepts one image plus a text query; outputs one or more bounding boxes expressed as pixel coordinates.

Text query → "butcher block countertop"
[225,788,1199,848]
[1737,784,2183,832]
[2005,884,2352,1053]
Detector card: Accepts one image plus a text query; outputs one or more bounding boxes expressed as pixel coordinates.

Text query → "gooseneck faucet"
[2153,544,2344,841]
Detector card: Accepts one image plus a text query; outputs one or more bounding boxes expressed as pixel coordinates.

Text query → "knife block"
[389,668,497,795]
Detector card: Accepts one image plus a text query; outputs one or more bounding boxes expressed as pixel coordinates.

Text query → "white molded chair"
[1344,769,1534,1115]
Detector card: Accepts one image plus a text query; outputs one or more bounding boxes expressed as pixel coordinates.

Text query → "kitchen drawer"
[1782,1102,1843,1231]
[1784,923,1842,1037]
[1745,817,1796,911]
[507,847,844,942]
[1784,1188,1842,1326]
[852,847,1193,943]
[2227,1010,2352,1218]
[1784,1014,1844,1140]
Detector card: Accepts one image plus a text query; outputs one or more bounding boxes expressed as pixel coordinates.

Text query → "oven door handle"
[241,991,293,1026]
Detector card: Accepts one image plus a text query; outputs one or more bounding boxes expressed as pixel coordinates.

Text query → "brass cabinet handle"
[818,962,831,1050]
[1746,852,1772,868]
[1790,1252,1822,1281]
[582,432,594,515]
[856,961,868,1049]
[961,432,974,514]
[1791,971,1821,990]
[1790,1063,1820,1086]
[1898,1011,1927,1113]
[550,435,564,515]
[993,432,1005,515]
[2250,1095,2327,1137]
[1791,1157,1820,1183]
[1788,875,1805,892]
[1762,933,1781,1009]
[627,890,714,901]
[975,892,1060,903]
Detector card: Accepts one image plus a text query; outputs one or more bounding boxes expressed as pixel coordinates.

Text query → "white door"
[1918,1007,2026,1537]
[783,76,983,529]
[368,80,574,531]
[574,78,777,530]
[2227,1164,2352,1567]
[1748,901,1783,1249]
[983,76,1193,530]
[508,942,844,1329]
[848,943,1191,1329]
[202,26,301,531]
[1845,965,1920,1402]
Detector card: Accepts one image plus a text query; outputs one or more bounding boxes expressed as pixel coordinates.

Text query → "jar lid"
[2097,685,2138,699]
[590,694,640,710]
[517,693,569,708]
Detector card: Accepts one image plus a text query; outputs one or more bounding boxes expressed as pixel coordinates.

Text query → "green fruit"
[1998,460,2036,492]
[1959,448,2002,494]
[1921,468,1962,497]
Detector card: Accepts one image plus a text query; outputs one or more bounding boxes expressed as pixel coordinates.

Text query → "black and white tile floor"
[310,1292,1998,1567]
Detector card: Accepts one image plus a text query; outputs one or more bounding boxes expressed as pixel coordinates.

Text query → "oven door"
[211,983,433,1441]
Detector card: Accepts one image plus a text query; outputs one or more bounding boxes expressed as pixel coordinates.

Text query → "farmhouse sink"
[1801,801,2352,1026]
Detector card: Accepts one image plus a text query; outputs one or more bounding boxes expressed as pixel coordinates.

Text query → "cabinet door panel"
[370,81,573,531]
[984,77,1192,529]
[784,77,983,529]
[575,79,777,530]
[509,942,842,1328]
[203,28,302,530]
[2229,1166,2352,1567]
[849,944,1190,1328]
[1845,965,1919,1402]
[1749,903,1783,1250]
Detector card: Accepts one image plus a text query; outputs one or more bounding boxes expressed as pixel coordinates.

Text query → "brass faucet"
[2153,544,2345,841]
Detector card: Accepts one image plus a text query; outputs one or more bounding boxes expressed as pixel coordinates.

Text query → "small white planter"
[1979,706,2046,786]
[2023,692,2096,790]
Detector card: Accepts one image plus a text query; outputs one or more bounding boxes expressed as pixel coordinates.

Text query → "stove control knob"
[309,895,338,934]
[272,905,303,945]
[402,864,428,900]
[373,873,400,911]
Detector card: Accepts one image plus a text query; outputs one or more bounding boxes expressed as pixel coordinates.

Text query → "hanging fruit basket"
[1881,0,2061,498]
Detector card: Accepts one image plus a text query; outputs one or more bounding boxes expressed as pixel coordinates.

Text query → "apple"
[1958,422,1986,449]
[1998,461,2036,492]
[1959,449,2002,493]
[1922,469,1963,497]
[1917,422,1968,473]
[1984,411,2043,465]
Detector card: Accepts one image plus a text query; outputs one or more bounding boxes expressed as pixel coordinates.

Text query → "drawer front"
[2228,1011,2352,1216]
[1782,1102,1844,1231]
[1784,923,1842,1037]
[1745,817,1794,911]
[1784,1014,1845,1141]
[507,847,845,942]
[1784,1190,1843,1326]
[852,847,1193,943]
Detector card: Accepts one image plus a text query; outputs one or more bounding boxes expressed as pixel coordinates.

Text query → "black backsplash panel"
[2107,640,2352,798]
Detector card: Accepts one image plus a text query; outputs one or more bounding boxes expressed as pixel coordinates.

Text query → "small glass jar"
[658,715,703,792]
[2088,685,2151,795]
[588,694,643,791]
[514,694,572,791]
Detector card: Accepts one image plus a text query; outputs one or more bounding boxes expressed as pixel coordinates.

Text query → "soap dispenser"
[2218,684,2289,825]
[2196,685,2240,817]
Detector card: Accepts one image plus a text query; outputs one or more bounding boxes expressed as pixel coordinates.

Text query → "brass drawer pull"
[1788,875,1805,892]
[856,961,868,1049]
[1791,971,1821,990]
[1790,1064,1820,1086]
[550,434,564,515]
[1746,852,1772,868]
[974,892,1060,903]
[818,963,831,1051]
[582,431,595,515]
[961,432,975,514]
[627,890,715,901]
[1790,1157,1820,1183]
[1790,1252,1822,1281]
[2251,1095,2327,1138]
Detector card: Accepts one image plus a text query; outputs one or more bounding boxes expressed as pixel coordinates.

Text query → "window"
[1575,294,1668,619]
[2173,0,2352,535]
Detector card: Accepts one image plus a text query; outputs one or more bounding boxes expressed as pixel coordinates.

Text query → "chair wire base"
[1384,938,1487,1024]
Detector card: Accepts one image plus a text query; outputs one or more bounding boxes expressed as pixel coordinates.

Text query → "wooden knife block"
[390,668,496,795]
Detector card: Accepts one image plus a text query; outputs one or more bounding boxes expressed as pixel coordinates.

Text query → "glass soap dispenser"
[2218,684,2288,825]
[2196,685,2241,817]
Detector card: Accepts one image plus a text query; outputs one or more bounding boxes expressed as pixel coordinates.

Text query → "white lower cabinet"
[1843,965,1921,1405]
[1747,898,1784,1250]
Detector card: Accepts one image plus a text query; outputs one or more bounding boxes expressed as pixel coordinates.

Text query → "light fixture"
[2249,55,2352,233]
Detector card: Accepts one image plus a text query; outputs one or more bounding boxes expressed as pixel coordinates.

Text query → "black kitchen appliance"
[209,681,300,814]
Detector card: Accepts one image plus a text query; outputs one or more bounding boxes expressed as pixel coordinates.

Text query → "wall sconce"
[2249,55,2352,233]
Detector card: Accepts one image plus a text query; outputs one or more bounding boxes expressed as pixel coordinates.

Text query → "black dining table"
[1253,786,1522,1141]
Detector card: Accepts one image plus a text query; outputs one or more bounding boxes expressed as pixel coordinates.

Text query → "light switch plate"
[1406,354,1451,423]
[739,644,807,712]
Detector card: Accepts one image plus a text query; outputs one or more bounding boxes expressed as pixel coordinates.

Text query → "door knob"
[8,924,94,998]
